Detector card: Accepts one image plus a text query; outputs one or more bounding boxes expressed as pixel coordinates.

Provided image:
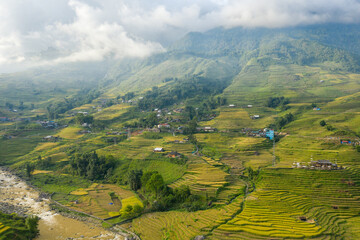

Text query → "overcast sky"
[1,0,360,73]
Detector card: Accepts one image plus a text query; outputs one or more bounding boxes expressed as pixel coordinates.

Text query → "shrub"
[319,120,326,126]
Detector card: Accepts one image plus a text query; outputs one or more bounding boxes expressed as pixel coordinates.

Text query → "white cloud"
[1,0,360,72]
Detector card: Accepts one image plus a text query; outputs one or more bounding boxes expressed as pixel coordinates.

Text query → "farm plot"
[66,183,141,219]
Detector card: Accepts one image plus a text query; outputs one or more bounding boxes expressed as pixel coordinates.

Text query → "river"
[0,169,124,240]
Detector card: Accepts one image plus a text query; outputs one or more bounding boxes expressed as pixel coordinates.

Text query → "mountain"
[103,24,360,97]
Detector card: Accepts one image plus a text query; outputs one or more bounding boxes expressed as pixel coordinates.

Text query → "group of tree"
[137,76,227,111]
[70,151,116,181]
[4,101,33,111]
[36,156,53,170]
[0,212,39,240]
[275,112,294,129]
[266,96,290,110]
[75,113,94,125]
[128,170,207,212]
[137,112,159,128]
[117,92,135,102]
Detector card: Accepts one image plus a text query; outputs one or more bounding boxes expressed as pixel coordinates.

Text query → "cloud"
[1,0,360,72]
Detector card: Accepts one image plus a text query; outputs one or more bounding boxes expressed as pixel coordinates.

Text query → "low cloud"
[1,0,360,72]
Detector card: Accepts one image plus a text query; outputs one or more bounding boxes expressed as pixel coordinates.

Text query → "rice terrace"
[1,1,360,239]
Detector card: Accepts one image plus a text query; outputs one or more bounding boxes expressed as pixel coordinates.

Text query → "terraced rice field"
[93,104,130,120]
[57,126,83,139]
[210,168,360,239]
[0,223,10,235]
[169,156,230,198]
[203,108,253,130]
[121,196,244,240]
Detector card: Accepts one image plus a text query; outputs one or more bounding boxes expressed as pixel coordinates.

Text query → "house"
[43,135,59,142]
[149,128,161,133]
[229,104,235,107]
[0,117,10,122]
[313,107,321,111]
[153,147,164,152]
[173,109,183,114]
[158,123,170,128]
[168,151,181,158]
[340,140,352,145]
[204,126,216,132]
[79,130,91,134]
[0,117,9,122]
[196,127,217,132]
[77,111,88,115]
[251,115,260,119]
[247,105,253,108]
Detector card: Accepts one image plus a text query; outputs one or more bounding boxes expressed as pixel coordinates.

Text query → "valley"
[0,24,360,240]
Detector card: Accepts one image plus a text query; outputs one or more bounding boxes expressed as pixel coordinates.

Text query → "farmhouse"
[229,104,236,107]
[153,147,164,152]
[247,105,253,108]
[168,151,181,158]
[251,115,260,119]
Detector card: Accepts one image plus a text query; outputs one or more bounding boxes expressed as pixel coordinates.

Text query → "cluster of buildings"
[36,120,58,129]
[241,128,273,138]
[153,148,183,158]
[196,126,217,132]
[292,160,341,170]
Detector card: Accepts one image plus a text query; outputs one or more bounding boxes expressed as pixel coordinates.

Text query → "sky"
[1,0,360,73]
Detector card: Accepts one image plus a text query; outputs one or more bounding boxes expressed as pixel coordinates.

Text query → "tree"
[5,102,14,110]
[25,216,39,237]
[75,114,94,125]
[184,106,196,120]
[184,119,198,134]
[145,173,165,197]
[128,170,143,191]
[25,163,35,178]
[320,120,326,126]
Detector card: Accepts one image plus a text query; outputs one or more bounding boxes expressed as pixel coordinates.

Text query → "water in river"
[0,169,123,240]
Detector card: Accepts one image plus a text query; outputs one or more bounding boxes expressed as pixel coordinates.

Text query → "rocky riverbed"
[0,169,123,240]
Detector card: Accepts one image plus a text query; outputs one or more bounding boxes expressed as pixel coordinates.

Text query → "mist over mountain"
[2,0,360,73]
